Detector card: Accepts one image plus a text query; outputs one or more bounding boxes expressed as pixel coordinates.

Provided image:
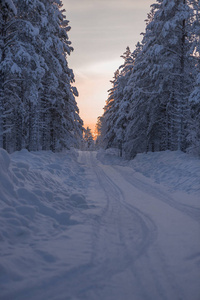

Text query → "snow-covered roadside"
[97,148,200,196]
[0,148,87,298]
[96,149,200,300]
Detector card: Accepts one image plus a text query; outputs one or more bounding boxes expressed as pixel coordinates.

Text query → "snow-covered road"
[0,150,199,300]
[72,151,200,300]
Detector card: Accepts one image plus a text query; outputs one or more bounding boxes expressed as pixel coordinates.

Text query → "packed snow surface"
[0,148,199,300]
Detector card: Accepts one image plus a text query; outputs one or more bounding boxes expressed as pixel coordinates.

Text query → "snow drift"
[0,148,87,299]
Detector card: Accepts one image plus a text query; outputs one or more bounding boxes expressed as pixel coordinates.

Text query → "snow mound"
[0,148,86,297]
[97,149,200,195]
[130,150,200,194]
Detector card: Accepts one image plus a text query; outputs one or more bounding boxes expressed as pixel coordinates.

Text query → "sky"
[62,0,153,133]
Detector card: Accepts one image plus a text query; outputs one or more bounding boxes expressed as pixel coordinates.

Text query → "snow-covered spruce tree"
[100,69,120,149]
[38,0,83,152]
[187,73,200,156]
[124,0,197,159]
[14,0,47,152]
[113,46,138,156]
[95,116,104,148]
[187,0,200,156]
[0,0,48,152]
[99,47,134,155]
[112,47,134,156]
[0,0,18,151]
[124,4,168,158]
[0,0,83,152]
[83,127,95,150]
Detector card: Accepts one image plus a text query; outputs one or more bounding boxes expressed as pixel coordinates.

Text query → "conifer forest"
[0,0,200,156]
[97,0,200,158]
[0,0,83,153]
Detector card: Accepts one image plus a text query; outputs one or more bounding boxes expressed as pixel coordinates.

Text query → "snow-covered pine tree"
[39,0,83,152]
[124,0,197,158]
[0,0,48,152]
[187,0,200,156]
[0,0,18,151]
[0,0,83,152]
[113,47,135,156]
[83,127,95,150]
[99,47,134,154]
[187,73,200,156]
[95,116,104,147]
[100,69,120,149]
[14,0,46,151]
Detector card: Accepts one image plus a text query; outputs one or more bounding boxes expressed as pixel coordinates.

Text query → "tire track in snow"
[87,152,166,300]
[64,151,159,299]
[90,152,157,258]
[97,161,187,300]
[94,154,186,300]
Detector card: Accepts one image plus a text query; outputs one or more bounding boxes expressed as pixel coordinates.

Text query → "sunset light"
[63,0,153,132]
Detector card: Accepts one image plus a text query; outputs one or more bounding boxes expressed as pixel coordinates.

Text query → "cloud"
[76,59,122,77]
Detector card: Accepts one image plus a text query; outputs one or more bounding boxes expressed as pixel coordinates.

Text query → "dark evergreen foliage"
[83,127,95,150]
[0,0,83,153]
[98,0,200,158]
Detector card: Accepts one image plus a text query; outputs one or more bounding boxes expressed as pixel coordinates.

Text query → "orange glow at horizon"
[84,122,96,135]
[74,59,123,135]
[65,0,153,136]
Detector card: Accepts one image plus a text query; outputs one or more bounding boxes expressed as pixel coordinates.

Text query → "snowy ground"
[0,148,199,300]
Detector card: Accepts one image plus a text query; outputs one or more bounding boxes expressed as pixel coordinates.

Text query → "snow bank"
[129,150,200,195]
[97,149,200,195]
[0,148,86,298]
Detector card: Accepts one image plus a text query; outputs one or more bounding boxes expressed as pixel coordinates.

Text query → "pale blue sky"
[62,0,153,131]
